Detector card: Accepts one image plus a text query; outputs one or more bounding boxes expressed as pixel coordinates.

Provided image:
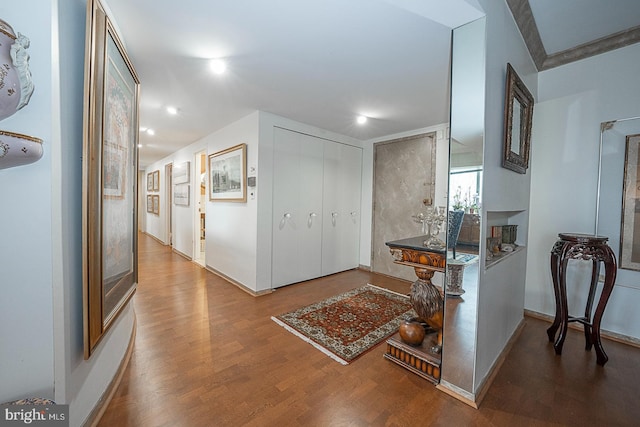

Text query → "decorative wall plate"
[0,129,42,169]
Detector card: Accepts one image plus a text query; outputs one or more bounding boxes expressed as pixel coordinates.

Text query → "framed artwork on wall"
[82,0,140,358]
[620,134,640,270]
[147,171,153,191]
[146,195,153,213]
[174,184,190,206]
[173,161,190,184]
[152,194,160,215]
[152,169,160,191]
[502,63,534,174]
[208,143,247,202]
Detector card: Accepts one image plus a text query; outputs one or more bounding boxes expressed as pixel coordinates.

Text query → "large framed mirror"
[440,16,486,400]
[502,63,534,174]
[596,117,640,287]
[82,0,140,358]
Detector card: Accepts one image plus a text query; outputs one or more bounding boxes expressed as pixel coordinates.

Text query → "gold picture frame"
[153,194,160,215]
[209,143,247,202]
[620,134,640,270]
[153,169,160,192]
[502,63,534,174]
[146,195,153,213]
[82,0,140,358]
[147,171,153,191]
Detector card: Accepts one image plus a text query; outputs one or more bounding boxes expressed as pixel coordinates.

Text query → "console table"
[547,233,617,366]
[385,235,446,383]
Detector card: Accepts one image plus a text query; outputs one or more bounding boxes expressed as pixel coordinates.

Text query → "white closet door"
[322,142,362,275]
[272,128,324,287]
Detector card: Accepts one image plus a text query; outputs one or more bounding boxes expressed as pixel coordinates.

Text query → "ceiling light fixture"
[209,58,227,75]
[139,126,148,132]
[146,129,155,136]
[356,115,368,125]
[166,106,178,115]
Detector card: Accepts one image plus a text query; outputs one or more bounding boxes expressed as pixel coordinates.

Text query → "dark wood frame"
[82,0,140,358]
[502,63,534,174]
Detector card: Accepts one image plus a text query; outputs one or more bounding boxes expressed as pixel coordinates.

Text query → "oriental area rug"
[271,284,415,365]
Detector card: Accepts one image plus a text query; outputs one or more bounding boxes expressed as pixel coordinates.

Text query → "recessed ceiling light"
[146,129,155,136]
[356,115,368,125]
[209,58,227,75]
[137,144,143,148]
[139,126,148,132]
[166,106,178,115]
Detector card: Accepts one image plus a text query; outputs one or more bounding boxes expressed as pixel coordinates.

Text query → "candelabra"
[413,206,446,249]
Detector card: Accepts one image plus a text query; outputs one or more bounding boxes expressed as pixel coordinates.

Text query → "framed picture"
[173,161,190,184]
[152,169,160,192]
[103,143,127,198]
[82,0,140,358]
[209,143,247,202]
[620,134,640,270]
[146,195,153,213]
[152,194,160,215]
[502,63,534,174]
[174,184,190,206]
[147,172,153,191]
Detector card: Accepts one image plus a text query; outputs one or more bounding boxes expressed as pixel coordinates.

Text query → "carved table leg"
[547,244,564,343]
[583,260,600,350]
[553,258,570,355]
[591,247,617,366]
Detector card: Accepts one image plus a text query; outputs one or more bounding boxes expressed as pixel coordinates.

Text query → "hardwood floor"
[98,233,640,426]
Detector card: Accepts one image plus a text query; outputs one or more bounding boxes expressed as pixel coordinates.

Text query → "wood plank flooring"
[98,233,640,426]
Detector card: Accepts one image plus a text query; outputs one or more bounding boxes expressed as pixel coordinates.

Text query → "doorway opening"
[165,163,173,246]
[194,151,207,266]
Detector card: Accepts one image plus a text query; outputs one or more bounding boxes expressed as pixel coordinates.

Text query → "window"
[449,169,482,212]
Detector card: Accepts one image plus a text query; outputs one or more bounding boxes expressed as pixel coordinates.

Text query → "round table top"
[558,233,609,244]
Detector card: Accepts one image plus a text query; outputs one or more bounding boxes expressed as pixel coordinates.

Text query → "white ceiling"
[101,0,640,168]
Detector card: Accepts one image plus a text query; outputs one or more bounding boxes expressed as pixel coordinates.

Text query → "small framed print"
[174,184,190,206]
[209,143,247,202]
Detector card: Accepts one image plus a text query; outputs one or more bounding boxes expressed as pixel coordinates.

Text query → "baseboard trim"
[524,309,640,349]
[205,265,273,297]
[85,314,137,427]
[141,231,165,246]
[436,381,478,409]
[172,247,192,261]
[473,318,526,407]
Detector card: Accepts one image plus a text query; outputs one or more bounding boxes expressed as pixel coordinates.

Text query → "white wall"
[473,0,536,392]
[526,42,640,340]
[0,0,56,403]
[1,2,136,426]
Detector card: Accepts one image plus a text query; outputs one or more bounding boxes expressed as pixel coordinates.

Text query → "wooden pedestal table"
[547,233,617,366]
[385,236,446,382]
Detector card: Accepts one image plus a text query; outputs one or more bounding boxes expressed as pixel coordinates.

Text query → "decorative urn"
[0,18,34,122]
[399,317,426,346]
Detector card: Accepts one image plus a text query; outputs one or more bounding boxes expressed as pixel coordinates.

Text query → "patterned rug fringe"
[270,316,349,365]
